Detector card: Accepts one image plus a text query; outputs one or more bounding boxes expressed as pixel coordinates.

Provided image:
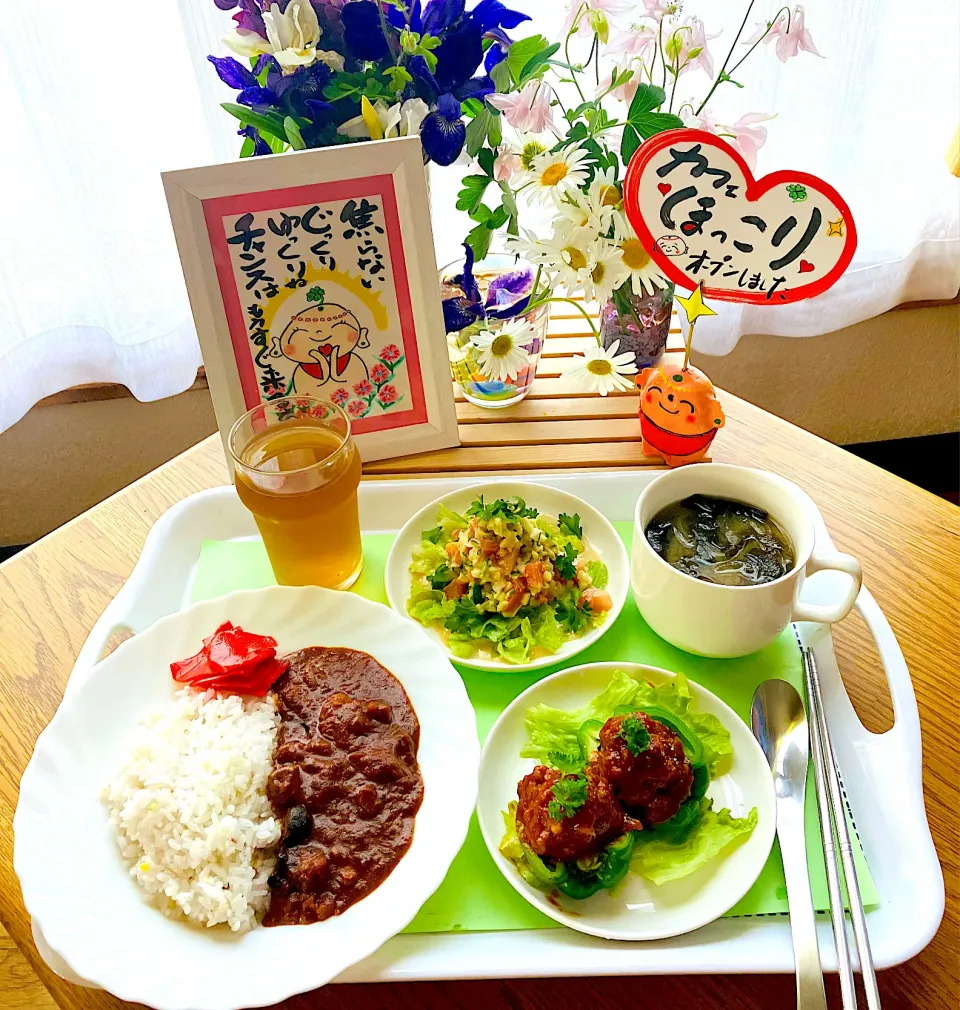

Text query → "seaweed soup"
[645,494,795,587]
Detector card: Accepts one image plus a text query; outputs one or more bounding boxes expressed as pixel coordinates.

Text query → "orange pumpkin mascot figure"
[637,365,725,467]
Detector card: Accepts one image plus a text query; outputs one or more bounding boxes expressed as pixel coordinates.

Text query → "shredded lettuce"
[410,541,448,577]
[521,669,732,775]
[585,560,608,589]
[631,802,758,886]
[436,504,468,538]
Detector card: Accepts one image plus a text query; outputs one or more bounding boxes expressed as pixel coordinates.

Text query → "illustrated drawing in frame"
[163,135,458,463]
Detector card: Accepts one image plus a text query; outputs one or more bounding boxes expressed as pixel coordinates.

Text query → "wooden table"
[1,306,958,1010]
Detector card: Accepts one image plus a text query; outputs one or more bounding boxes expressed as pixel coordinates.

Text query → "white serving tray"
[36,472,943,987]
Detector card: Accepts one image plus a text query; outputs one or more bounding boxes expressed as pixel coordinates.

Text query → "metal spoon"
[752,679,827,1010]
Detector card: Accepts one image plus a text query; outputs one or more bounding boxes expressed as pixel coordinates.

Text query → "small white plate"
[384,481,629,671]
[477,661,776,941]
[14,587,479,1010]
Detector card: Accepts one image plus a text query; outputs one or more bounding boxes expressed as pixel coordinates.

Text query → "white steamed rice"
[103,686,281,932]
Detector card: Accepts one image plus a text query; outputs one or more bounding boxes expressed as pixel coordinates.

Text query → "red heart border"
[623,128,858,306]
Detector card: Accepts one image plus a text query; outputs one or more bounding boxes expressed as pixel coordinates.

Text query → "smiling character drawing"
[269,286,370,394]
[637,364,725,467]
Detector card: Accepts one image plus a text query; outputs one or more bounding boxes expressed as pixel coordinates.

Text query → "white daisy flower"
[469,318,535,383]
[524,145,592,202]
[562,339,637,396]
[612,211,669,297]
[580,239,631,304]
[507,223,593,292]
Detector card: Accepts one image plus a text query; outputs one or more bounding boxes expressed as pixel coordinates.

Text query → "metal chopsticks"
[802,643,881,1010]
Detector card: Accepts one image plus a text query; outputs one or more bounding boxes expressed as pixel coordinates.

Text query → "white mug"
[631,464,862,658]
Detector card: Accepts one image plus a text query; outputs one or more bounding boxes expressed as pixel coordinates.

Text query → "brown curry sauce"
[263,647,424,926]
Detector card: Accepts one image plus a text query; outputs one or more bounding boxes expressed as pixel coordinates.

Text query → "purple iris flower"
[442,243,483,332]
[213,0,268,37]
[237,85,280,108]
[239,124,272,156]
[341,0,392,61]
[485,267,534,318]
[419,93,466,166]
[207,55,257,90]
[470,0,530,33]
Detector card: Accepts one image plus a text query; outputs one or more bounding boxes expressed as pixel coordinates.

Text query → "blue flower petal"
[239,125,271,157]
[433,22,483,91]
[420,107,466,165]
[453,74,494,100]
[484,42,507,72]
[304,99,336,123]
[408,54,440,104]
[470,0,531,32]
[253,53,279,77]
[442,296,482,333]
[341,0,391,61]
[207,55,255,90]
[485,268,534,315]
[456,242,481,303]
[237,85,280,108]
[422,0,466,35]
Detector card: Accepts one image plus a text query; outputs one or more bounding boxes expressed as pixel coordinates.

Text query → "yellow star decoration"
[675,282,717,326]
[826,217,845,237]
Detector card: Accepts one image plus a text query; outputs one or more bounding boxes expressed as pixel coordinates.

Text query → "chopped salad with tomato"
[407,494,612,663]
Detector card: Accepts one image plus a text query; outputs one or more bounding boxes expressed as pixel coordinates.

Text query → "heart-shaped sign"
[623,129,856,305]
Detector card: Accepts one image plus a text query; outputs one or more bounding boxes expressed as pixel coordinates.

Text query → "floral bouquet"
[207,0,530,165]
[439,0,822,395]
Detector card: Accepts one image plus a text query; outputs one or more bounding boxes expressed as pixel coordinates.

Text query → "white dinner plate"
[384,481,630,671]
[14,587,479,1010]
[477,661,776,941]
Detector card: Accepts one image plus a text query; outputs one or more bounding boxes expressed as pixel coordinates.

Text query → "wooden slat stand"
[364,302,695,477]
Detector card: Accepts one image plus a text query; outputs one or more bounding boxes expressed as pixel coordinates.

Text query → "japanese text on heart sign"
[625,130,856,306]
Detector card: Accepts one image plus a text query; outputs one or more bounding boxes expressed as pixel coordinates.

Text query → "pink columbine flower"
[494,149,522,182]
[743,5,822,63]
[347,400,367,418]
[378,384,399,406]
[379,344,402,364]
[370,363,390,385]
[723,113,776,171]
[353,379,374,398]
[330,387,349,405]
[605,25,658,61]
[487,80,554,135]
[563,0,635,37]
[673,17,721,77]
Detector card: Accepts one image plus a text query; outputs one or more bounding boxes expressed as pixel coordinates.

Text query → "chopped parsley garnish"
[554,542,578,581]
[546,747,585,774]
[547,774,588,821]
[556,592,590,633]
[619,714,651,756]
[558,512,583,540]
[428,564,454,590]
[466,495,539,522]
[422,526,443,544]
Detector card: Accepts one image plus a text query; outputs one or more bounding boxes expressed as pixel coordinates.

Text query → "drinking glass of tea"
[229,396,363,588]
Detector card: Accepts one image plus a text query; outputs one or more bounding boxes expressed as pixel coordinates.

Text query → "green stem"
[725,6,792,80]
[658,18,667,90]
[542,297,601,343]
[378,1,401,64]
[565,4,590,104]
[695,0,759,116]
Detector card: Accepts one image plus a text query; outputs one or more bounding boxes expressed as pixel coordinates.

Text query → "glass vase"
[600,283,675,372]
[440,252,548,409]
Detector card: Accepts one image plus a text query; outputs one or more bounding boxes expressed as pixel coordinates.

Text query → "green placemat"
[190,526,878,933]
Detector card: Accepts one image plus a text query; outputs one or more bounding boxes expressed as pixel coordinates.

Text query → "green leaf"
[627,83,667,120]
[498,181,518,221]
[558,513,583,539]
[462,97,485,119]
[489,204,509,228]
[464,106,502,158]
[284,116,306,151]
[221,102,288,143]
[547,774,588,821]
[490,60,511,92]
[264,132,288,155]
[477,147,495,177]
[506,34,550,83]
[469,202,494,224]
[383,65,413,93]
[519,43,561,84]
[631,111,685,139]
[456,174,492,214]
[465,221,493,261]
[239,135,256,159]
[621,125,642,166]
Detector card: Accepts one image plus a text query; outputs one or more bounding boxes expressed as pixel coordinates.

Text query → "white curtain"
[0,2,956,433]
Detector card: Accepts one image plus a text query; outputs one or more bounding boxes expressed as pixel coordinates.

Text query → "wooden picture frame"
[163,136,458,463]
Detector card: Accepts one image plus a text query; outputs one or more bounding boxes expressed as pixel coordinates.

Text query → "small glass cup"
[228,396,363,588]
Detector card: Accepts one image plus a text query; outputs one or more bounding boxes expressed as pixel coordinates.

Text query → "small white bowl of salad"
[385,482,629,670]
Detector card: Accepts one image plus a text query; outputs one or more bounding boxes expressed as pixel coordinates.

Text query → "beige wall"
[1,305,957,546]
[691,304,960,445]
